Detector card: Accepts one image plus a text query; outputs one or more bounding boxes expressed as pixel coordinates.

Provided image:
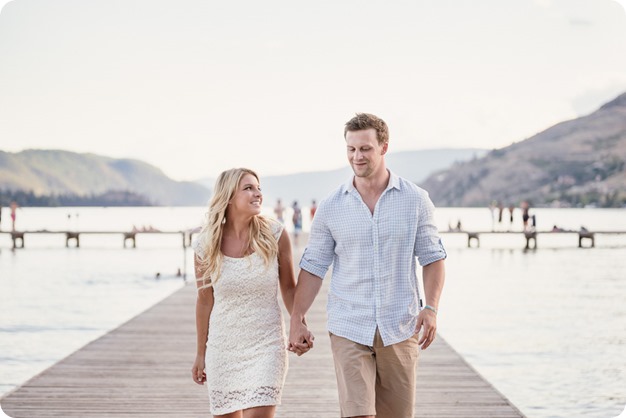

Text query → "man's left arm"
[412,188,447,349]
[416,258,445,350]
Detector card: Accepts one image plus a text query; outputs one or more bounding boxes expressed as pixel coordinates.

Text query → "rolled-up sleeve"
[414,191,447,266]
[299,204,335,279]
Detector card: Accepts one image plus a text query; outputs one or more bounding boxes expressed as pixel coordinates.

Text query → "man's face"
[345,128,388,179]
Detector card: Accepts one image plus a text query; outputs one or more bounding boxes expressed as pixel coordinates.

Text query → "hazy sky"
[1,0,626,181]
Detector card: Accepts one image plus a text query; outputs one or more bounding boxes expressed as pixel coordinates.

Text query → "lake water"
[1,206,625,418]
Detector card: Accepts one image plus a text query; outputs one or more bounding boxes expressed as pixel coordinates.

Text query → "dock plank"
[1,247,524,418]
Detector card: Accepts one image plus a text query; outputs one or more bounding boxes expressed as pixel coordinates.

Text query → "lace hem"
[209,386,281,414]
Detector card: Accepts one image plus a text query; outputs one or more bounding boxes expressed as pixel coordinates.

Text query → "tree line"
[0,189,154,207]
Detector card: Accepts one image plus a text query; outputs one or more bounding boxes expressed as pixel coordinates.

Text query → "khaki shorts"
[329,330,420,418]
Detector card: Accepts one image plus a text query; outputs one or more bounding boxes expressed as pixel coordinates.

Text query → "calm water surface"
[0,206,625,418]
[439,247,625,418]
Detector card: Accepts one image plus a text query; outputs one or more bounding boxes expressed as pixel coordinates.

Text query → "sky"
[1,0,626,181]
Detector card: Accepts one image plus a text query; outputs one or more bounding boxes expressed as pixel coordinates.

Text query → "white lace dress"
[193,221,288,415]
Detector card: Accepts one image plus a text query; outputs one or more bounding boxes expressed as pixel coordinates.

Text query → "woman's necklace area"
[222,232,251,258]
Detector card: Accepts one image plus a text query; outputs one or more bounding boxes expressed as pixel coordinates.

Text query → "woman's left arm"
[277,229,297,314]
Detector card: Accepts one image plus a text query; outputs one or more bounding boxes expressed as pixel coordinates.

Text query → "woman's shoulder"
[264,216,284,240]
[191,230,208,258]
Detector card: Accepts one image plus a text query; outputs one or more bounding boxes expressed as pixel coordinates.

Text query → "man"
[289,113,446,418]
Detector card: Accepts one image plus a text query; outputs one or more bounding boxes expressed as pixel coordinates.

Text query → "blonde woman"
[191,168,299,418]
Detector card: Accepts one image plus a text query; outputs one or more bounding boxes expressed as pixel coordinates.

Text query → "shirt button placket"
[373,216,382,329]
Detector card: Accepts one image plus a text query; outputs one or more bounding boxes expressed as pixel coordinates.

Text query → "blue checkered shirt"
[299,171,447,347]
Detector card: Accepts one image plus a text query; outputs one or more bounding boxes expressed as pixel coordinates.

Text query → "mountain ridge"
[196,148,487,205]
[1,148,484,207]
[7,89,624,211]
[420,91,626,207]
[0,149,210,206]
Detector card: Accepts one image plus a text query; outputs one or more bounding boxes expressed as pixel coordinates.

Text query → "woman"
[191,168,297,418]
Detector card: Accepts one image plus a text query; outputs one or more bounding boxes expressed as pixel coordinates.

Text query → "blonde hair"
[197,168,278,289]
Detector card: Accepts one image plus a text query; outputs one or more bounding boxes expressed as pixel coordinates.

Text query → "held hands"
[288,317,315,356]
[415,308,437,350]
[191,355,207,385]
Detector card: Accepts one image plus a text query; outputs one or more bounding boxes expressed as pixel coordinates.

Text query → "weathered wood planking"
[2,243,524,417]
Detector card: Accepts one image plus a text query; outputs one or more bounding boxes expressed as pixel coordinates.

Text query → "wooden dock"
[3,228,625,250]
[440,229,626,249]
[1,248,525,418]
[0,230,195,249]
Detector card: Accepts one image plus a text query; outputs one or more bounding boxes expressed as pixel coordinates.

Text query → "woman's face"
[228,173,263,217]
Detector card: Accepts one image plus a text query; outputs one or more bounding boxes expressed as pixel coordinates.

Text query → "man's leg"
[329,332,377,418]
[373,332,420,418]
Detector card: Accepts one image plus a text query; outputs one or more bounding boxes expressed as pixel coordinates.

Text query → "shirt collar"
[342,169,401,194]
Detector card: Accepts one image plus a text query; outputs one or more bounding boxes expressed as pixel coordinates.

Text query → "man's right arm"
[288,269,323,356]
[289,197,335,355]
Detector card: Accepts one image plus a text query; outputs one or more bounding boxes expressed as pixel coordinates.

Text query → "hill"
[197,148,486,205]
[0,150,210,206]
[420,92,626,208]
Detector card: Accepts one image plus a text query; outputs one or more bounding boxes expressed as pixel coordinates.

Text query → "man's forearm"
[422,259,445,309]
[291,269,323,323]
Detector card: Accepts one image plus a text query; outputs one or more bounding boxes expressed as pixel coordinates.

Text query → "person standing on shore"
[291,200,302,245]
[10,201,18,232]
[191,168,298,418]
[521,201,530,231]
[310,199,317,220]
[288,113,447,418]
[274,199,285,224]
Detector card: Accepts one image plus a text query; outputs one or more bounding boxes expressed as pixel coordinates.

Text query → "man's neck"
[353,167,390,196]
[353,167,390,216]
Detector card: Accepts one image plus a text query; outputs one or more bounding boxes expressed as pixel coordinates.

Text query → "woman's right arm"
[192,254,214,385]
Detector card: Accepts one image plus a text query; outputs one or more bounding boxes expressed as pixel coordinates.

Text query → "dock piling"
[524,230,537,249]
[578,231,595,248]
[65,232,80,248]
[11,232,24,249]
[123,232,137,248]
[467,232,480,248]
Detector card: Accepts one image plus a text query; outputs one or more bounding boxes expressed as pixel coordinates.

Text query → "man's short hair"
[344,113,389,145]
